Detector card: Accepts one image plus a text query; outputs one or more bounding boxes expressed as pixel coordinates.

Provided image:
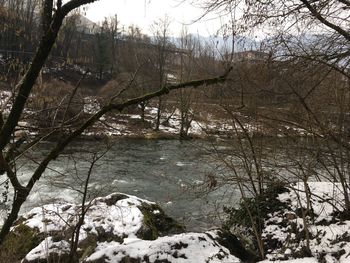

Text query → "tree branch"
[60,0,100,17]
[109,67,233,111]
[42,0,54,34]
[0,0,101,151]
[26,67,232,190]
[300,0,350,41]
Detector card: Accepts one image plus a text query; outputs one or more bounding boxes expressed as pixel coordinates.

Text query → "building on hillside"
[232,50,271,63]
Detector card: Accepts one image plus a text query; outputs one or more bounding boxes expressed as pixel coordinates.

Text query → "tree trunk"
[0,189,28,244]
[155,96,162,131]
[0,12,65,150]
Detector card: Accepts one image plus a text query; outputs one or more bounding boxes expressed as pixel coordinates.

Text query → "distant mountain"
[75,14,260,53]
[167,34,261,54]
[193,35,260,52]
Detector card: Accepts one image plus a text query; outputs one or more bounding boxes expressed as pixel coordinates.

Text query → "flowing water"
[2,137,322,230]
[9,139,239,231]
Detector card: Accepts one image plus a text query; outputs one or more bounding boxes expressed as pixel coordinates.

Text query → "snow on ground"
[22,193,149,240]
[261,182,350,263]
[83,96,101,114]
[25,237,70,262]
[1,91,308,138]
[259,258,318,263]
[0,90,12,114]
[189,120,203,135]
[17,192,242,263]
[86,232,240,263]
[82,105,240,138]
[278,182,345,222]
[21,193,151,262]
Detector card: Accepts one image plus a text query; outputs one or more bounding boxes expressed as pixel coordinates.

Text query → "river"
[4,138,240,231]
[1,136,322,231]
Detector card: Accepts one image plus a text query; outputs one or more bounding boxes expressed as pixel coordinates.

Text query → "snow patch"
[86,231,241,263]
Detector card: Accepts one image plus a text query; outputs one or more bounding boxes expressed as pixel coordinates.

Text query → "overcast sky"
[84,0,225,36]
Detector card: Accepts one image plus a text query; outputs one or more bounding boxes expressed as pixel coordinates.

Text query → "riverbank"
[225,181,350,262]
[3,89,350,262]
[2,181,349,262]
[3,193,244,263]
[0,90,313,143]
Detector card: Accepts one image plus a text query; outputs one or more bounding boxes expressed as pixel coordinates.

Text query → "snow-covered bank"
[1,89,310,141]
[2,163,350,262]
[81,104,237,139]
[5,193,243,263]
[84,231,241,263]
[231,182,350,263]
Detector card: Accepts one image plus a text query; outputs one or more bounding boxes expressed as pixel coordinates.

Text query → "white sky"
[84,0,225,36]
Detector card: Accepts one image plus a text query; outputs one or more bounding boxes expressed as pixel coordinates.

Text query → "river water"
[9,139,241,231]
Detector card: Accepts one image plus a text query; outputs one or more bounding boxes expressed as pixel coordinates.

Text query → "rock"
[137,202,185,240]
[103,193,128,206]
[84,231,241,263]
[215,230,257,263]
[284,212,297,220]
[1,193,157,263]
[22,237,70,263]
[0,224,41,262]
[4,193,187,262]
[4,193,246,263]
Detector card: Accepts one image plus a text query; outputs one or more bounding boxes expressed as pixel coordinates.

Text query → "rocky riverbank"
[2,193,250,263]
[1,182,349,262]
[225,182,350,263]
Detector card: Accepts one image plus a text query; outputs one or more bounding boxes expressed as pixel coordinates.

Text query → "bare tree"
[67,148,108,263]
[177,29,198,138]
[0,0,233,245]
[151,16,173,131]
[203,0,349,75]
